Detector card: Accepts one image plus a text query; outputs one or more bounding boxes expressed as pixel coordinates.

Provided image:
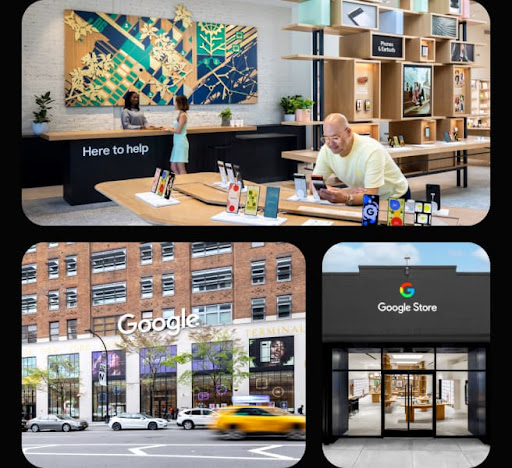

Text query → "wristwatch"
[346,194,354,205]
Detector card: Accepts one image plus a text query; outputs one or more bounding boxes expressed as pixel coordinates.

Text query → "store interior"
[342,348,483,437]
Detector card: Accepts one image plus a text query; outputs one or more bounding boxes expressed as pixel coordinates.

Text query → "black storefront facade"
[322,266,490,444]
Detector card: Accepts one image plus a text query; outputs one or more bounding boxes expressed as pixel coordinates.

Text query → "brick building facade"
[21,242,306,421]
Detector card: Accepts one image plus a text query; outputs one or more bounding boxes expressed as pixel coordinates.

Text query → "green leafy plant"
[219,107,233,120]
[33,91,55,123]
[279,95,301,114]
[292,95,314,110]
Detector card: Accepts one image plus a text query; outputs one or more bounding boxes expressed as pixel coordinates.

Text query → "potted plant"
[279,95,301,121]
[293,96,314,122]
[32,91,55,135]
[219,107,233,126]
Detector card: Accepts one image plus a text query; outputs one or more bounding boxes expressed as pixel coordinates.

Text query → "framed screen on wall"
[431,14,458,38]
[249,336,294,370]
[403,64,432,118]
[342,1,378,29]
[450,42,474,62]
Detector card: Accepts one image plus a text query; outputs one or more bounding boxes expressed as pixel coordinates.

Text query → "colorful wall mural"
[64,5,258,107]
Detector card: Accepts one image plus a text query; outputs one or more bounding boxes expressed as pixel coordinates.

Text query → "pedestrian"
[298,404,304,415]
[168,405,174,420]
[168,94,189,174]
[174,407,179,420]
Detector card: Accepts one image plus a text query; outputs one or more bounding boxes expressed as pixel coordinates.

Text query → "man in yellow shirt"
[311,113,409,205]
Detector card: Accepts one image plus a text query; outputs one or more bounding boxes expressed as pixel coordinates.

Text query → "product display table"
[95,172,487,226]
[282,136,491,187]
[95,173,353,226]
[401,403,447,422]
[40,126,257,205]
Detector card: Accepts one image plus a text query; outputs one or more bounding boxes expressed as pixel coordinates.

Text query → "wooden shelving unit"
[467,78,490,133]
[434,64,472,117]
[280,0,489,183]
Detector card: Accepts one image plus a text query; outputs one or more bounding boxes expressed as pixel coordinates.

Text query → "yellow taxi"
[209,405,305,440]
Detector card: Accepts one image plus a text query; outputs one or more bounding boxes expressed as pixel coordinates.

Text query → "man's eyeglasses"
[320,127,349,144]
[320,136,341,144]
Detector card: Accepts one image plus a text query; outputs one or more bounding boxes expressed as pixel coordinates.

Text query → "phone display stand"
[301,219,334,226]
[135,192,181,207]
[213,181,247,192]
[287,194,337,206]
[404,199,449,217]
[211,211,287,226]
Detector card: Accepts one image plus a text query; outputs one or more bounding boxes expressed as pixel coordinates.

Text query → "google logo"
[400,282,415,298]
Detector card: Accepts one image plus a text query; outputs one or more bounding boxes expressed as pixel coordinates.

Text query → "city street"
[21,421,306,468]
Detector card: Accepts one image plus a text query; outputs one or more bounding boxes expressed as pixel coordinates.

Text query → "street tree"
[163,326,253,406]
[22,356,81,415]
[117,330,177,416]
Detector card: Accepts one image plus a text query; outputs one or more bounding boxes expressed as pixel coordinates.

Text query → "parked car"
[176,408,219,430]
[108,413,168,431]
[209,406,305,440]
[21,418,28,432]
[27,414,88,432]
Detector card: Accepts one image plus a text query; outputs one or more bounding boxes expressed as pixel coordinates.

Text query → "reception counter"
[36,125,302,205]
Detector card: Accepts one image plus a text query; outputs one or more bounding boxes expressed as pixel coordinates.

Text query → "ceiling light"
[391,354,423,360]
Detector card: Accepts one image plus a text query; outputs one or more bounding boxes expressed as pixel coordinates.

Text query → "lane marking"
[24,452,301,461]
[249,444,296,460]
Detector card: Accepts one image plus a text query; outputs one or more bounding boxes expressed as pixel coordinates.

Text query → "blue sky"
[322,243,490,272]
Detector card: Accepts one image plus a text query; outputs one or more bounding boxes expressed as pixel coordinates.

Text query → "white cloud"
[322,243,421,272]
[471,246,490,266]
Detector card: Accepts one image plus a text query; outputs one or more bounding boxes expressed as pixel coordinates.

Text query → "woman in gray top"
[121,91,148,129]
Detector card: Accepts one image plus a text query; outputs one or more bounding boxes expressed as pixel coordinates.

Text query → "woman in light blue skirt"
[169,95,189,174]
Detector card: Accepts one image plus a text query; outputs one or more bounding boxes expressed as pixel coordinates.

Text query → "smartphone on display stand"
[347,7,373,27]
[226,182,242,214]
[387,198,405,226]
[151,167,162,193]
[294,173,307,199]
[233,164,244,190]
[264,186,280,218]
[414,201,432,226]
[362,194,380,227]
[217,161,228,185]
[244,185,260,216]
[426,184,441,211]
[225,162,236,184]
[163,171,176,199]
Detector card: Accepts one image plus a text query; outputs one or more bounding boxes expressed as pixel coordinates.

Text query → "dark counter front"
[22,124,305,205]
[63,135,172,205]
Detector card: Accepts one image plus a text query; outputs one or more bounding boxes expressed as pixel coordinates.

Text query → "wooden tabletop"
[95,172,487,226]
[282,136,491,163]
[95,174,354,226]
[40,126,258,141]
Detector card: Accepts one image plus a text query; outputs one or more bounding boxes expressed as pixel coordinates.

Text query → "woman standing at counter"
[168,95,190,174]
[121,91,148,129]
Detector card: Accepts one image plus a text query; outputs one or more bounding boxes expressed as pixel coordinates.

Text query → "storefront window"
[384,348,434,370]
[192,374,232,408]
[249,370,295,412]
[329,346,487,438]
[92,381,126,421]
[348,348,381,370]
[139,346,177,418]
[91,350,126,421]
[140,375,177,418]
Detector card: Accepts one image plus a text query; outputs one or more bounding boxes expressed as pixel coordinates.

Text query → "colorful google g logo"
[400,282,415,298]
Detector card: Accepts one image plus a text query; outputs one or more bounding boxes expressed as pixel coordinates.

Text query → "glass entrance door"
[383,372,434,436]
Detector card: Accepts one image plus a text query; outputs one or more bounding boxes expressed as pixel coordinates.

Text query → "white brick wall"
[21,0,311,134]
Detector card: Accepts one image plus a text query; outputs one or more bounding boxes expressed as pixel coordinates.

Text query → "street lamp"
[85,328,109,423]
